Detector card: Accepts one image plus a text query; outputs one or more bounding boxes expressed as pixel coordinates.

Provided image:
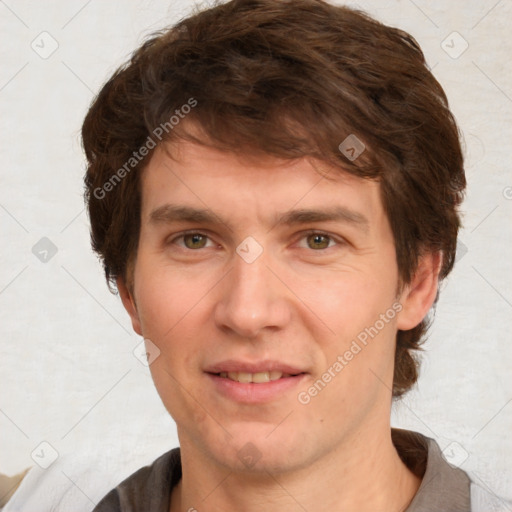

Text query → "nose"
[213,248,291,339]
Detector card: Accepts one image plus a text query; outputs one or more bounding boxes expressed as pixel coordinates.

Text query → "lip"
[206,373,307,403]
[204,359,305,375]
[204,359,308,404]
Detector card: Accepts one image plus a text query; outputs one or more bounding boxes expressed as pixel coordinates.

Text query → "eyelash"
[168,229,345,251]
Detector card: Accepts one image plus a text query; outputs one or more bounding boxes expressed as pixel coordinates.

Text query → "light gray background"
[1,0,511,509]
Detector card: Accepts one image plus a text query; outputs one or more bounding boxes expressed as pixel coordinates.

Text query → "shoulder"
[393,429,511,512]
[93,448,181,512]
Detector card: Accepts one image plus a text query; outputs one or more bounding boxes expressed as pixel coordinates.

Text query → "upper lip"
[204,359,306,375]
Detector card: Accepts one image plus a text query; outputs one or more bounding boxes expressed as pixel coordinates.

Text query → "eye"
[171,232,214,250]
[297,231,341,250]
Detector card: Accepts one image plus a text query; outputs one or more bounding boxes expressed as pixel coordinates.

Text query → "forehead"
[139,140,384,229]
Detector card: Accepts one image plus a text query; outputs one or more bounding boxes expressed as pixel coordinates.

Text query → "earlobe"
[117,277,143,336]
[396,252,442,331]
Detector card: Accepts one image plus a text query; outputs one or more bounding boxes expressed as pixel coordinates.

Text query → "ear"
[117,277,142,336]
[396,251,442,331]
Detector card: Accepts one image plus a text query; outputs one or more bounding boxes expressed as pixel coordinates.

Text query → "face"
[120,139,430,474]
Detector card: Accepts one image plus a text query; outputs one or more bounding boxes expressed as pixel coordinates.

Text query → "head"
[82,0,464,472]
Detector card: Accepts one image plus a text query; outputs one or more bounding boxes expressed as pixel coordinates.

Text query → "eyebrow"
[149,204,369,232]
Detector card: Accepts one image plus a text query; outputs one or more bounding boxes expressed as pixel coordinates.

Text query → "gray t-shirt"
[92,429,506,511]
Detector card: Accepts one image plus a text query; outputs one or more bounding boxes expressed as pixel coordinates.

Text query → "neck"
[171,427,421,512]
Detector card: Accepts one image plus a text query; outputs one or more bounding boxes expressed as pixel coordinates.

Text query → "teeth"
[220,371,289,383]
[269,370,283,381]
[233,371,252,383]
[252,372,270,383]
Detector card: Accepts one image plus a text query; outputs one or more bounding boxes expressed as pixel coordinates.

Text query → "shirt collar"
[391,428,471,512]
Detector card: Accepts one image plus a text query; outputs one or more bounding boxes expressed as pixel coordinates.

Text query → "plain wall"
[1,0,511,507]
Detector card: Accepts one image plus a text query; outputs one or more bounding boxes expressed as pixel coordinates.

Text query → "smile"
[205,362,308,403]
[217,371,296,383]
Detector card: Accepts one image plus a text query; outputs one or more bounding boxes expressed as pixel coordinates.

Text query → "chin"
[205,423,313,474]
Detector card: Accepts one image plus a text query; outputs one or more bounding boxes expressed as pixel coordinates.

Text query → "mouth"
[213,370,302,383]
[205,361,307,403]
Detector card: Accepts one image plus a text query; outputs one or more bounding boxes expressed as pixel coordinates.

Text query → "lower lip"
[206,373,307,403]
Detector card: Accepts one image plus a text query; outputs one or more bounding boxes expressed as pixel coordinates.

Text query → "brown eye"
[183,233,208,249]
[306,233,331,250]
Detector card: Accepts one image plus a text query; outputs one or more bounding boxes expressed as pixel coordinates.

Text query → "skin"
[118,138,441,512]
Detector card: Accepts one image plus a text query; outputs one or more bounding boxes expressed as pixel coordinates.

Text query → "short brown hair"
[82,0,465,397]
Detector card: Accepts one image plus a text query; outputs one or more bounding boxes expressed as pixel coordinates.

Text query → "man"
[82,0,506,510]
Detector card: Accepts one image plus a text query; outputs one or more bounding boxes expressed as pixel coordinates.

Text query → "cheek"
[292,265,399,409]
[132,256,223,384]
[306,312,398,428]
[293,269,397,345]
[133,256,207,340]
[133,262,214,424]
